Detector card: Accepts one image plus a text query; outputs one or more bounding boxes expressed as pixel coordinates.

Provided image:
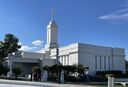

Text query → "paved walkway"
[0,79,103,87]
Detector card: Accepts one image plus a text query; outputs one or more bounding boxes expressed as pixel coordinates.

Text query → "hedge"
[96,70,123,78]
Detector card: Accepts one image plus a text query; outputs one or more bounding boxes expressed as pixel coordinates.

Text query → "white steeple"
[45,9,58,49]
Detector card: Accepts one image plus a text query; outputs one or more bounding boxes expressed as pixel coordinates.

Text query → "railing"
[115,78,128,87]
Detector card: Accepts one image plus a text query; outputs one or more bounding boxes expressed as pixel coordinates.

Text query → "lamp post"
[56,48,60,84]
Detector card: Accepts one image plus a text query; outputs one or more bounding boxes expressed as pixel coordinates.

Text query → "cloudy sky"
[0,0,128,56]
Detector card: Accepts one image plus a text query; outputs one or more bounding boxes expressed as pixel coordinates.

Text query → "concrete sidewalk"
[0,79,102,87]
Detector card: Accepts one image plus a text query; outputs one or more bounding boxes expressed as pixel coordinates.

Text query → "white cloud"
[19,40,44,52]
[18,42,23,45]
[99,8,128,23]
[32,40,43,46]
[19,45,37,51]
[99,0,128,23]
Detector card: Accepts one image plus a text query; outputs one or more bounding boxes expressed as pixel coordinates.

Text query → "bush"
[96,70,123,78]
[2,65,10,76]
[47,74,58,82]
[42,65,49,71]
[89,76,107,82]
[65,75,85,82]
[121,71,128,78]
[32,66,40,73]
[42,64,87,82]
[0,64,10,76]
[32,66,41,81]
[12,65,22,79]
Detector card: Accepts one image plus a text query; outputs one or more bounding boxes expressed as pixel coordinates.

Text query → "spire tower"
[45,9,58,49]
[51,9,55,21]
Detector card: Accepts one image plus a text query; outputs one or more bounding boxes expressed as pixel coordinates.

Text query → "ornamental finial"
[51,9,55,21]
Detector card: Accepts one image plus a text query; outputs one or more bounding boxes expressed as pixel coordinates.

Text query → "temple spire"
[51,9,55,21]
[45,9,58,49]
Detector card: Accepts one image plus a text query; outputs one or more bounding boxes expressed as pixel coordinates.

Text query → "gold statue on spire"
[51,9,55,21]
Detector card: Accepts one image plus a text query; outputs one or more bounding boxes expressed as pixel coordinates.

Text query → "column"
[106,56,109,70]
[97,56,100,70]
[63,56,65,65]
[66,56,68,65]
[94,56,97,70]
[65,56,66,65]
[60,56,63,64]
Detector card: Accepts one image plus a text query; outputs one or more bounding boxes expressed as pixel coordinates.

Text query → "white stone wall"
[112,48,126,73]
[69,53,78,65]
[50,43,125,75]
[50,43,79,65]
[78,53,95,75]
[78,43,125,75]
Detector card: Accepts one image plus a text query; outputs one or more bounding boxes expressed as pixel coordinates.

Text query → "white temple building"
[7,10,126,76]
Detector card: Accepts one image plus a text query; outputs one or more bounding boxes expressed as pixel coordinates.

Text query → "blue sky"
[0,0,128,56]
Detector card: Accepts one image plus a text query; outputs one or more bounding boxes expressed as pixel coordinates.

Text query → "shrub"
[32,66,41,81]
[2,65,10,76]
[42,64,87,82]
[0,64,10,76]
[96,70,123,78]
[42,65,49,71]
[32,66,40,73]
[12,65,22,79]
[89,76,107,82]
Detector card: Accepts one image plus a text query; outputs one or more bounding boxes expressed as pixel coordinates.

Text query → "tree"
[0,34,21,64]
[12,65,22,79]
[0,63,10,77]
[0,41,7,64]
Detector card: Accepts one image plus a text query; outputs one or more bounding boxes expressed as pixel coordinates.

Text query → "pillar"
[108,75,115,87]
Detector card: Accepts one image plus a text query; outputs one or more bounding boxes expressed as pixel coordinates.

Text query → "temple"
[7,10,126,76]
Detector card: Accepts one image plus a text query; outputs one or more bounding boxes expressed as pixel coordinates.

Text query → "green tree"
[0,34,21,64]
[32,66,41,74]
[12,65,22,79]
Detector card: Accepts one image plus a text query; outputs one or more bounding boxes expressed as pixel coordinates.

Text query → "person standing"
[60,70,64,83]
[84,68,89,82]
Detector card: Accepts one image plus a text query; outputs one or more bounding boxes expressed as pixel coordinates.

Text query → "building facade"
[50,43,125,75]
[7,10,126,76]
